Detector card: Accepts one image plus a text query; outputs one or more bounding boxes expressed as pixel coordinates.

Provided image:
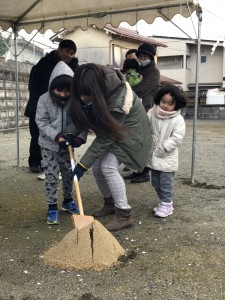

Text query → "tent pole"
[191,5,202,184]
[13,26,20,166]
[10,24,43,167]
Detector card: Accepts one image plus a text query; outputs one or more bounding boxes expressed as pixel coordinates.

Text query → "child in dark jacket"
[36,61,86,225]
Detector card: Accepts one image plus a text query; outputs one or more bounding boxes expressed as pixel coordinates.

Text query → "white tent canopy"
[0,0,197,33]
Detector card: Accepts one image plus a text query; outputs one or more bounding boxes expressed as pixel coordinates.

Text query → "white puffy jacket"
[147,106,186,172]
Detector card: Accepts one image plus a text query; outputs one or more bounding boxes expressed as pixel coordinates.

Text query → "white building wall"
[156,37,187,90]
[66,27,142,67]
[189,44,223,84]
[153,37,225,92]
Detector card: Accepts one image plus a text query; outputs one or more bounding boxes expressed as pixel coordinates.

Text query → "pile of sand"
[43,220,125,271]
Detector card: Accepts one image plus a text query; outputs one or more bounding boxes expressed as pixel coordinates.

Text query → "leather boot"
[123,172,138,179]
[130,167,150,183]
[105,207,133,231]
[92,197,115,217]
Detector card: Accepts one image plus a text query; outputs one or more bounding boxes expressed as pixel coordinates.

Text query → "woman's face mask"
[80,95,93,113]
[139,59,151,67]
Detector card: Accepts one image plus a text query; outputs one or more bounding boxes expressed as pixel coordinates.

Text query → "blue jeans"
[151,170,175,203]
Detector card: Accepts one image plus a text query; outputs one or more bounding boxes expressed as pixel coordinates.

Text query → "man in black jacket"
[25,39,79,173]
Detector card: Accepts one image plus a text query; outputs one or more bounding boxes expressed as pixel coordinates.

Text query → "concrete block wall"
[185,105,225,120]
[0,57,32,130]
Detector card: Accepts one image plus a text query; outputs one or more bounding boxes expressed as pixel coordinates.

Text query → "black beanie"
[59,39,77,53]
[136,43,156,59]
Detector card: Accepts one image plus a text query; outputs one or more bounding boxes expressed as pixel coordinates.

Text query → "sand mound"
[43,220,125,270]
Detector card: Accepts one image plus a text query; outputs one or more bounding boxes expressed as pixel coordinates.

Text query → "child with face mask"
[36,61,86,225]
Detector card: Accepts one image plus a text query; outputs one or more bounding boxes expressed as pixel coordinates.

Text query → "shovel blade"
[71,214,94,230]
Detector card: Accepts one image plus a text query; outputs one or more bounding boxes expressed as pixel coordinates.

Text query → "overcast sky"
[121,0,225,42]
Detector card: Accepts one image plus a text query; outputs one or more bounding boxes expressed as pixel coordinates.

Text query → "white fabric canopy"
[0,0,197,33]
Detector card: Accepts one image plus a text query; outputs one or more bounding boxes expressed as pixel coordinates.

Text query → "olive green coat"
[71,65,150,172]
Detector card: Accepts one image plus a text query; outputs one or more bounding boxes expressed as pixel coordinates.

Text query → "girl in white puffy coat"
[147,84,187,218]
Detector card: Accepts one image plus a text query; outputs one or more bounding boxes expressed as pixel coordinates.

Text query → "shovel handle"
[68,145,84,216]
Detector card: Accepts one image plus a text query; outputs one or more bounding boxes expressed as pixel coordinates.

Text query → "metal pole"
[13,26,20,166]
[191,6,202,184]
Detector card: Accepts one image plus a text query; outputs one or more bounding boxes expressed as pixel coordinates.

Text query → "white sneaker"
[37,172,62,180]
[37,173,45,180]
[153,202,161,213]
[154,202,173,218]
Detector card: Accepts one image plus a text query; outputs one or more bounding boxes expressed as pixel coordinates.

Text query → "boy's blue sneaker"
[47,210,60,225]
[61,201,79,214]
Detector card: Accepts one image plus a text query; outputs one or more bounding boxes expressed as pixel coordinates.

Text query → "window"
[201,55,207,63]
[157,56,183,69]
[112,45,122,68]
[186,56,190,69]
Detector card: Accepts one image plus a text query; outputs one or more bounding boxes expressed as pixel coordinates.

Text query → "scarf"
[153,104,180,119]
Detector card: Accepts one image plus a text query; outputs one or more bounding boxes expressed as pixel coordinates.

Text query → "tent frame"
[8,1,201,184]
[10,1,195,28]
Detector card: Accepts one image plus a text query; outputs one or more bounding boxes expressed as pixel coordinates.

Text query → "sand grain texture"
[43,219,125,270]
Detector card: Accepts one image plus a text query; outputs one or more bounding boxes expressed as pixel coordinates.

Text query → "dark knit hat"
[136,43,156,58]
[59,39,77,53]
[122,58,140,73]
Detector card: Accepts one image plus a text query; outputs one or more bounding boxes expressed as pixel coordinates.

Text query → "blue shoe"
[47,210,60,225]
[61,201,79,214]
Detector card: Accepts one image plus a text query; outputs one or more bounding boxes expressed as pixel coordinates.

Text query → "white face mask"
[139,59,151,66]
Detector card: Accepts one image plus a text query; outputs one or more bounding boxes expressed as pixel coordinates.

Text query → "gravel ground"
[0,119,225,300]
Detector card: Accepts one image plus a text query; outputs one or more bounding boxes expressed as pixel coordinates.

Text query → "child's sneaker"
[37,172,45,180]
[153,202,161,213]
[61,201,79,214]
[154,202,173,218]
[47,210,59,225]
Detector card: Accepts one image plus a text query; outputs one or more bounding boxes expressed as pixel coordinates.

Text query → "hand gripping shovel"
[68,145,94,230]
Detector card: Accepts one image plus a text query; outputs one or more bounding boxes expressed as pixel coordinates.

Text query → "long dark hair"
[154,84,187,110]
[70,63,127,140]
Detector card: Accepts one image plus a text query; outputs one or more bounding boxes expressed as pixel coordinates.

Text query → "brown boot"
[92,197,115,217]
[105,207,133,231]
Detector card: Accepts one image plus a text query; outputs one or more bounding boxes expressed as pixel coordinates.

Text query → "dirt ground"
[0,119,225,300]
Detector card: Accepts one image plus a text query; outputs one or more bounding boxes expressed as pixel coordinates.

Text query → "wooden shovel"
[68,145,94,230]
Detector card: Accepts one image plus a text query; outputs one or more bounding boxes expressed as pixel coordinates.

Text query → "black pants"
[28,115,42,168]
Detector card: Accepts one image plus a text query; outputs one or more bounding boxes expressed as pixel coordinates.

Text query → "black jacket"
[132,61,160,112]
[24,50,79,117]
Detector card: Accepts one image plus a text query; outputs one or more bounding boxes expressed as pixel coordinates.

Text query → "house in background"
[51,24,167,68]
[4,37,44,64]
[153,36,225,95]
[51,25,182,86]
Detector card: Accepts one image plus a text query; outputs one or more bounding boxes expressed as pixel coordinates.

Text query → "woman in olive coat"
[69,63,150,231]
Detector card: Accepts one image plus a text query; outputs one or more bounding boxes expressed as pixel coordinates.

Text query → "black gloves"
[66,134,85,148]
[72,162,87,180]
[55,134,85,149]
[55,134,69,149]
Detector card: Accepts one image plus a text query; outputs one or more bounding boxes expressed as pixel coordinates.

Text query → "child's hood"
[48,61,74,90]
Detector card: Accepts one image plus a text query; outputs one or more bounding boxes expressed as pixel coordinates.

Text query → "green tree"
[0,33,12,56]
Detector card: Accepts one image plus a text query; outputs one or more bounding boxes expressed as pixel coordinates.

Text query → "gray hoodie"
[36,61,86,152]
